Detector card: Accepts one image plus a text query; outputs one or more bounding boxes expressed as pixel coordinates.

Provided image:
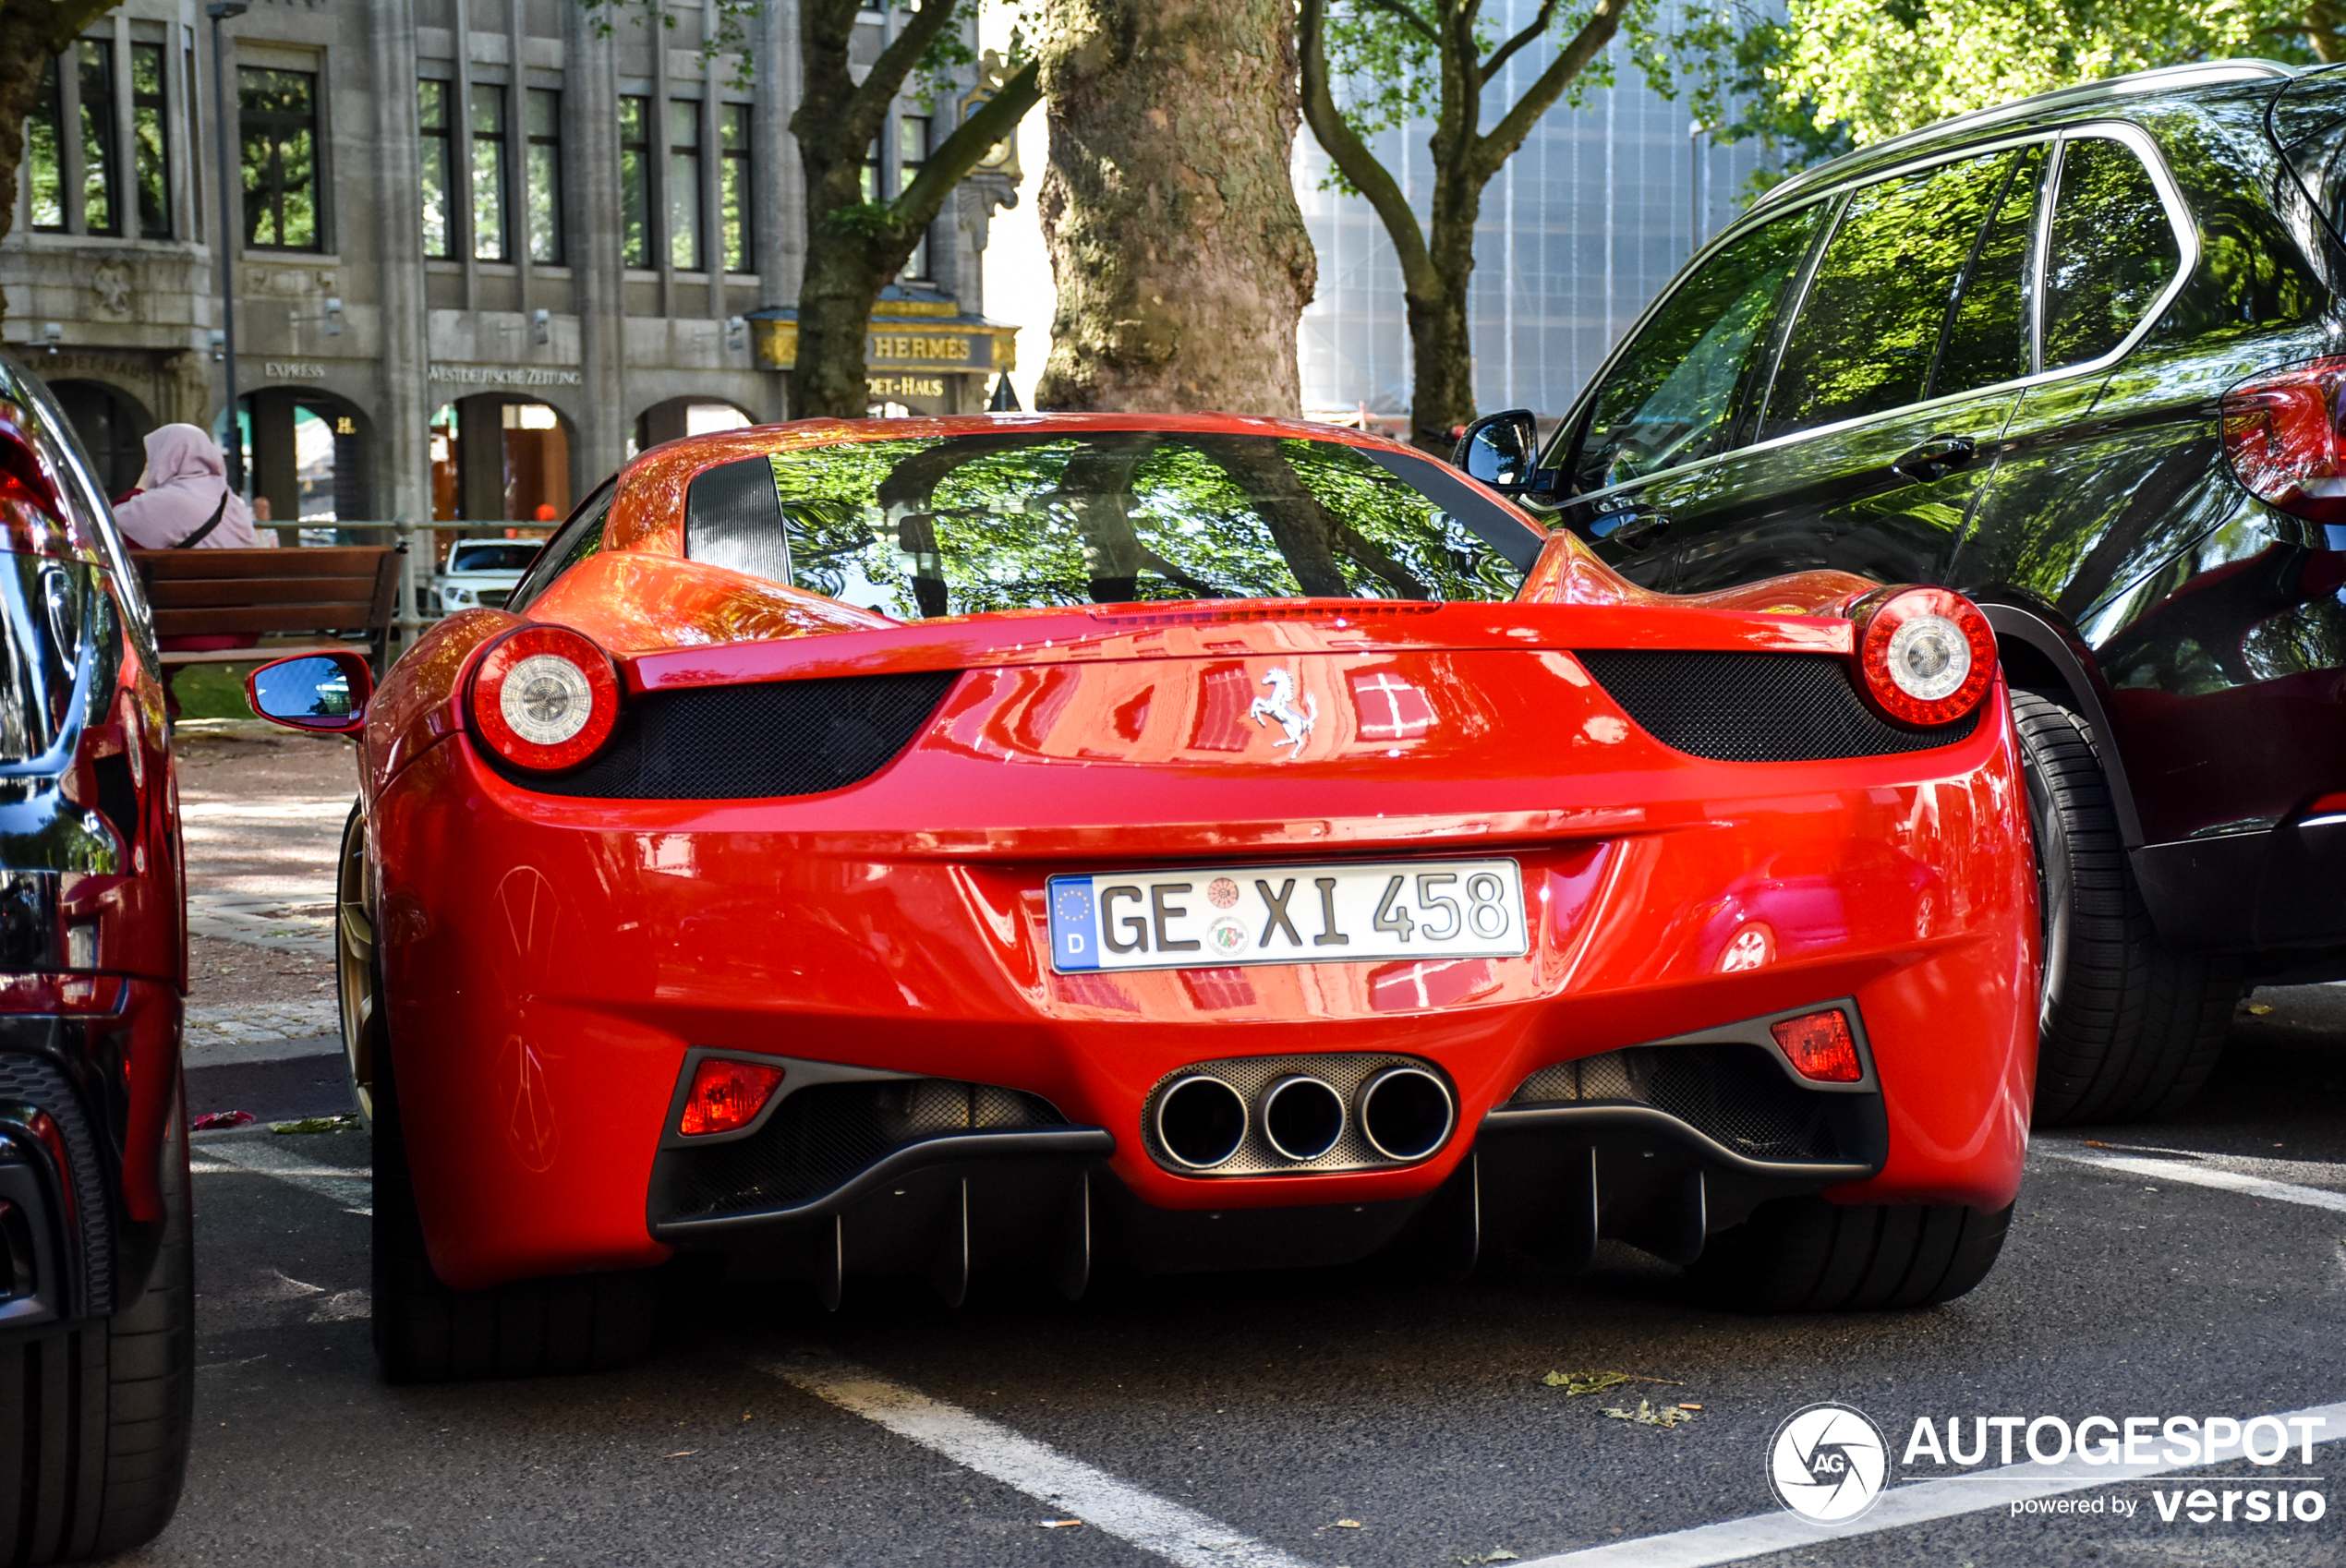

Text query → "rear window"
[688,432,1541,618]
[448,542,541,573]
[2041,136,2184,369]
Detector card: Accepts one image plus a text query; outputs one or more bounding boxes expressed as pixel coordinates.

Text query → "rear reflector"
[678,1058,785,1137]
[1769,1009,1863,1083]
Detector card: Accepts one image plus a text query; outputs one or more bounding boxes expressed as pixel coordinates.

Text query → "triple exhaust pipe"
[1155,1064,1456,1171]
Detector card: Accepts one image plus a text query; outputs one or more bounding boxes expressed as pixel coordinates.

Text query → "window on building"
[418,78,453,257]
[898,115,927,279]
[471,84,509,261]
[668,98,702,271]
[719,101,750,274]
[239,66,320,249]
[526,88,561,263]
[183,41,200,232]
[861,136,879,202]
[619,94,650,268]
[131,42,169,237]
[26,57,64,232]
[79,40,118,235]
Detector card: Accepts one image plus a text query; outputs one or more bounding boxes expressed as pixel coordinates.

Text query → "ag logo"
[1769,1403,1888,1524]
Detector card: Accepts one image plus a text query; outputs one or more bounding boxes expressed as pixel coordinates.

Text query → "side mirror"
[1451,409,1543,493]
[246,651,373,735]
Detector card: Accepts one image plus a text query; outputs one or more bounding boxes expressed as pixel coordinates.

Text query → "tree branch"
[1358,0,1441,45]
[1483,0,1564,78]
[1299,0,1435,294]
[853,0,965,136]
[1474,0,1628,175]
[890,57,1037,233]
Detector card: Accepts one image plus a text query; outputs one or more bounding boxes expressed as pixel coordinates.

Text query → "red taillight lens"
[469,624,622,771]
[1851,585,1996,728]
[2221,357,2346,525]
[1771,1009,1863,1083]
[679,1058,785,1136]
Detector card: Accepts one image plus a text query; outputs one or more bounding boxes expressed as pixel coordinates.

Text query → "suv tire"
[0,1095,195,1564]
[1688,1198,2011,1311]
[369,959,657,1383]
[2013,691,2240,1124]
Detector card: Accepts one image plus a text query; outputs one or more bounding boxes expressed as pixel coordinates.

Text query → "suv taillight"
[2221,357,2346,525]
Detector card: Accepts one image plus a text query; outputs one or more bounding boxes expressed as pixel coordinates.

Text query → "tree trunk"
[1034,0,1315,415]
[1407,175,1484,452]
[789,157,898,420]
[0,0,122,328]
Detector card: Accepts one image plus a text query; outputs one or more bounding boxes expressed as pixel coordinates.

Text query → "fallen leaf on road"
[271,1115,360,1134]
[1542,1369,1630,1396]
[1333,1519,1362,1528]
[2247,1002,2273,1015]
[192,1110,256,1130]
[1602,1398,1697,1429]
[1457,1552,1521,1565]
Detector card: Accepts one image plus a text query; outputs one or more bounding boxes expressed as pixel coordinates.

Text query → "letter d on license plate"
[1046,859,1527,974]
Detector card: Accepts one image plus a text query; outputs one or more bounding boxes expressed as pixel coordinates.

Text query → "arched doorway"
[632,397,754,456]
[50,380,152,497]
[429,395,574,524]
[216,390,370,525]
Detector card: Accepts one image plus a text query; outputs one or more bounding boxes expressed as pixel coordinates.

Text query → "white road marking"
[1517,1398,2346,1568]
[767,1356,1318,1568]
[197,1138,372,1215]
[2038,1141,2346,1214]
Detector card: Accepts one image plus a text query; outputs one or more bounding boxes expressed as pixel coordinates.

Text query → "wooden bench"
[129,547,400,671]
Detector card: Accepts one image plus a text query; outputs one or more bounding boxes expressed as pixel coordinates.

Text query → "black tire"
[369,957,657,1383]
[2013,691,2241,1124]
[0,1093,195,1564]
[1687,1198,2012,1312]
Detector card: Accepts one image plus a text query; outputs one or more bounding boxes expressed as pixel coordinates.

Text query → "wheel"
[1687,1198,2012,1311]
[335,802,379,1126]
[2012,691,2241,1124]
[0,1091,195,1563]
[368,937,658,1383]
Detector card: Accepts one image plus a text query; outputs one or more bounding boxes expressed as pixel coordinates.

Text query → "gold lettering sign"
[866,333,976,366]
[866,376,947,398]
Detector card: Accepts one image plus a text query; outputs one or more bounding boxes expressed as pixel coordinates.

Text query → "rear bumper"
[374,688,2038,1292]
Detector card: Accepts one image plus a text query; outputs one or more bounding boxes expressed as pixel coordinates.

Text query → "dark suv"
[1458,60,2346,1124]
[0,355,192,1559]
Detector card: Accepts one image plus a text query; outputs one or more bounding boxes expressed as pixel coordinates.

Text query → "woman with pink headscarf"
[113,424,265,549]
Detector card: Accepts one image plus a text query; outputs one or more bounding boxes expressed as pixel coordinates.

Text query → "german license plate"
[1046,859,1527,974]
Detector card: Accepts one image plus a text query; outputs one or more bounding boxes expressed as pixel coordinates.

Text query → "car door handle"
[1597,511,1673,550]
[1892,436,1979,484]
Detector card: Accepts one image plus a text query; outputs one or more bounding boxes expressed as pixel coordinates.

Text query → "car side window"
[1931,143,2047,399]
[1759,149,2027,442]
[2041,136,2183,370]
[1566,201,1826,494]
[504,480,613,611]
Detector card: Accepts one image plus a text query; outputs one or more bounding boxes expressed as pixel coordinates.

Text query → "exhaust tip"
[1155,1075,1248,1170]
[1358,1066,1455,1162]
[1261,1075,1346,1162]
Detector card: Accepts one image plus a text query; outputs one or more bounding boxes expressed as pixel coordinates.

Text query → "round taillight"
[1852,586,1996,728]
[470,624,621,770]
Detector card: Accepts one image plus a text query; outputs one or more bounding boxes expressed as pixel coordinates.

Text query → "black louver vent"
[501,669,959,800]
[1573,650,1977,762]
[661,1078,1069,1221]
[1509,1043,1842,1163]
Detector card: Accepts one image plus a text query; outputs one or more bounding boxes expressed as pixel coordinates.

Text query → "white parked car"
[429,539,543,614]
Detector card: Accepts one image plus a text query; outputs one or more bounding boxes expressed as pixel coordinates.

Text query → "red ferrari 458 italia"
[248,414,2038,1382]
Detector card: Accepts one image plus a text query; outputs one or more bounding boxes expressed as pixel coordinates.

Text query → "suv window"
[2042,136,2183,369]
[1760,148,2035,442]
[1566,202,1826,493]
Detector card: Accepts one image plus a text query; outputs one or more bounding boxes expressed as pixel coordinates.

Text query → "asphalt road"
[113,991,2346,1568]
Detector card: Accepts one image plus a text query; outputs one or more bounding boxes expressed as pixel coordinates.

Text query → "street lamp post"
[208,0,248,493]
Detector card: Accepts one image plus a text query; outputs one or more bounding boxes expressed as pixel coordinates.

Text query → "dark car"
[1457,60,2346,1124]
[0,356,192,1558]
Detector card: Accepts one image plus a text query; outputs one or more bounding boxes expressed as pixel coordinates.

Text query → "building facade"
[2,0,1014,526]
[1298,30,1773,421]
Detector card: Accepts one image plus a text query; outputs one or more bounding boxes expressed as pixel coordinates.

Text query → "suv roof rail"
[1757,58,2300,208]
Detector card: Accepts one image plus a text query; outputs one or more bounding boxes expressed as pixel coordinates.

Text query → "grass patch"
[171,663,261,721]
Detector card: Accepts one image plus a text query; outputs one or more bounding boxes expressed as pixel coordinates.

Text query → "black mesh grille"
[1508,1043,1840,1162]
[1574,651,1977,761]
[502,669,959,800]
[662,1077,1068,1221]
[0,1049,110,1314]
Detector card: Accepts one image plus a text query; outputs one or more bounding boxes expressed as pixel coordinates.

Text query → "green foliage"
[171,662,262,721]
[574,0,761,89]
[820,200,906,239]
[1680,0,2320,185]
